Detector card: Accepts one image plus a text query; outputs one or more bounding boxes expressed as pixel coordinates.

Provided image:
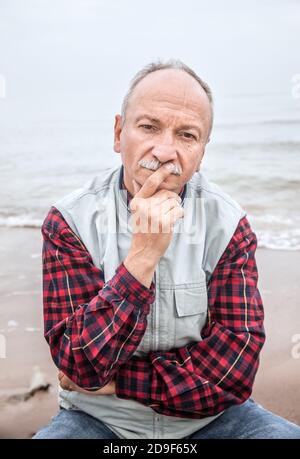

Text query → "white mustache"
[138,159,182,176]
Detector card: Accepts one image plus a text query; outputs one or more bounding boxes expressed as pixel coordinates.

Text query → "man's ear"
[114,114,122,153]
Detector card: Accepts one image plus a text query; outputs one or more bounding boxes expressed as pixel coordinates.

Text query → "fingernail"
[165,163,174,171]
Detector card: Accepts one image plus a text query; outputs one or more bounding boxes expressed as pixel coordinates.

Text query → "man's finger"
[132,179,141,195]
[60,375,74,391]
[59,378,68,389]
[134,163,174,199]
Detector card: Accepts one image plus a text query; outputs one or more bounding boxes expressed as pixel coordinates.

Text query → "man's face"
[114,69,212,196]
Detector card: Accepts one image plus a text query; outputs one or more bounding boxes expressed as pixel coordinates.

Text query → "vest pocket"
[173,285,208,347]
[174,285,207,316]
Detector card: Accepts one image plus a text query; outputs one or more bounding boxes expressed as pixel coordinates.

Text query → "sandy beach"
[0,227,299,438]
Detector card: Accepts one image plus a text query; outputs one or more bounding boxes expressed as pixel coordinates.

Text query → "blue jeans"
[32,398,300,439]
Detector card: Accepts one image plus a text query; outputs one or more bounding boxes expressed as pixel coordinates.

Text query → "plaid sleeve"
[115,216,266,418]
[42,206,155,389]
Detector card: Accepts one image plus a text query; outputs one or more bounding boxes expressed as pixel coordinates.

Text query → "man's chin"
[155,180,182,194]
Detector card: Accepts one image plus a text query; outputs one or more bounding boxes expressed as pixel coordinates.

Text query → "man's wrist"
[123,252,158,289]
[104,263,156,311]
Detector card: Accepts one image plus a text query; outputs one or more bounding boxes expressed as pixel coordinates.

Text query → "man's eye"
[140,124,155,131]
[182,132,196,140]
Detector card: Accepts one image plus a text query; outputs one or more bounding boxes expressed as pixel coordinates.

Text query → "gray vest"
[54,165,245,439]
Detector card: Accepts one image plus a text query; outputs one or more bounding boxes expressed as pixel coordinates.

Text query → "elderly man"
[33,60,300,439]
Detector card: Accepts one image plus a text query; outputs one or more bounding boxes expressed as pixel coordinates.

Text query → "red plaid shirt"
[42,194,265,419]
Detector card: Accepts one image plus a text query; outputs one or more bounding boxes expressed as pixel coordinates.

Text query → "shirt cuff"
[106,262,156,310]
[115,358,151,406]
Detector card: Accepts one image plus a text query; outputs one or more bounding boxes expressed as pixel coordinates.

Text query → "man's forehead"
[134,69,206,95]
[127,69,211,117]
[134,68,199,87]
[133,98,206,119]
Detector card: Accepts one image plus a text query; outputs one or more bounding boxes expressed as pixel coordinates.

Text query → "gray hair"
[121,59,214,138]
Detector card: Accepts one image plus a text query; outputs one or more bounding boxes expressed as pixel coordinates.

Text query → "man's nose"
[152,138,177,163]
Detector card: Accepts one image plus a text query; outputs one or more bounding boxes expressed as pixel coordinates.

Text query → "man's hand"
[124,163,184,288]
[58,371,116,395]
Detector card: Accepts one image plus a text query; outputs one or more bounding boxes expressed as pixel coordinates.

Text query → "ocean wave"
[215,118,300,129]
[0,216,42,228]
[210,140,300,151]
[217,177,300,193]
[256,231,300,251]
[248,214,294,226]
[0,215,299,251]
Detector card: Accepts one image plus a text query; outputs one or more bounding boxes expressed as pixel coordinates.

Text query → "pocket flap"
[174,286,207,317]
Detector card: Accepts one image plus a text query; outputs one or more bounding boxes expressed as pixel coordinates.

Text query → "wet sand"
[0,227,299,438]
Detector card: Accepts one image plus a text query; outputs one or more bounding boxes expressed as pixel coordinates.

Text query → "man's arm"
[42,206,155,389]
[114,217,266,418]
